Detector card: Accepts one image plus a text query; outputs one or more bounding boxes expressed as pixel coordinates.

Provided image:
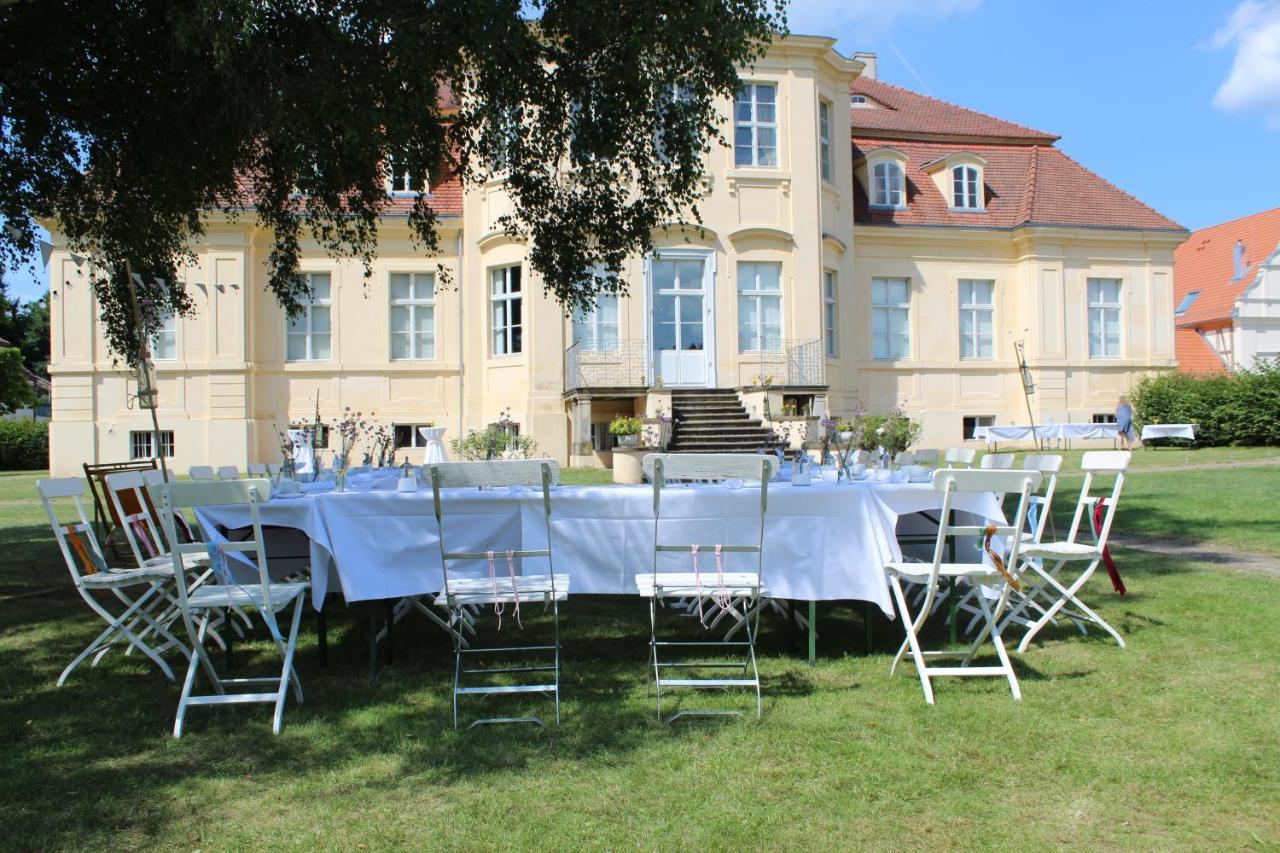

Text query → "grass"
[2,453,1279,849]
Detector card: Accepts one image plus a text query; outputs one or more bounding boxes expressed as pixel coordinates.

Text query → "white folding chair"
[247,463,268,476]
[637,453,773,722]
[188,466,214,481]
[216,466,241,481]
[1008,451,1131,652]
[884,468,1041,704]
[912,448,940,466]
[944,447,976,468]
[980,453,1015,470]
[267,463,282,475]
[37,478,189,684]
[151,479,309,737]
[428,460,568,729]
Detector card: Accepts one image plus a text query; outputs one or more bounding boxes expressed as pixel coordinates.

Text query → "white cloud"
[1212,1,1280,128]
[784,0,981,42]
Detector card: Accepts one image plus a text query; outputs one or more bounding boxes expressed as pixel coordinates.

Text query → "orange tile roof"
[1172,207,1280,329]
[851,137,1183,232]
[227,159,463,218]
[850,77,1059,144]
[1175,328,1228,374]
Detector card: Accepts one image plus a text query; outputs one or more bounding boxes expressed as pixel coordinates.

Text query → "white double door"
[648,251,715,387]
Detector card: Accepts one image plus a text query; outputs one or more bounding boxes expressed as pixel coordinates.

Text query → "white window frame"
[130,430,174,460]
[393,423,434,449]
[734,82,778,168]
[286,272,332,362]
[490,265,523,356]
[823,269,838,358]
[958,279,995,360]
[1088,278,1123,359]
[388,272,436,360]
[952,164,982,210]
[871,276,911,360]
[386,157,427,196]
[871,161,905,208]
[818,100,832,183]
[737,261,783,353]
[151,311,177,361]
[572,293,620,352]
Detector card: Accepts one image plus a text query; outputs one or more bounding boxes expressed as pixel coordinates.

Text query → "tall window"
[872,161,904,207]
[572,294,619,352]
[130,430,174,460]
[952,165,981,209]
[734,83,777,168]
[389,272,435,360]
[393,423,434,448]
[286,273,332,361]
[958,279,995,359]
[151,311,177,361]
[871,277,910,360]
[818,100,832,182]
[737,262,782,352]
[823,269,838,357]
[490,265,523,355]
[1088,278,1122,358]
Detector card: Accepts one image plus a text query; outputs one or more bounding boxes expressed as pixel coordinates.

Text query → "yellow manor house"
[44,36,1188,475]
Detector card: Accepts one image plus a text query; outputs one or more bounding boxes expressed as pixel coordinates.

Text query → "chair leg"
[976,591,1020,701]
[452,606,464,731]
[272,595,306,735]
[174,615,214,738]
[888,574,934,705]
[649,598,662,722]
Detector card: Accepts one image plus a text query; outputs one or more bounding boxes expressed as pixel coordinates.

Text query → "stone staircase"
[666,389,772,453]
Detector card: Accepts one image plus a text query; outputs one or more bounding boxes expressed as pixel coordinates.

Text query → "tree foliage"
[1130,360,1280,446]
[0,0,786,364]
[0,347,34,414]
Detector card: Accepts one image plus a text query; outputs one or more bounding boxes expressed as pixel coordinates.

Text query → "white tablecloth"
[418,427,448,464]
[974,423,1120,442]
[1141,423,1197,441]
[196,481,1001,617]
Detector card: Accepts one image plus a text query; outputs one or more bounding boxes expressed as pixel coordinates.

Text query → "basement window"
[962,415,994,441]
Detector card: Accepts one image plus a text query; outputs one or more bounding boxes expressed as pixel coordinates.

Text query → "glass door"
[650,255,713,386]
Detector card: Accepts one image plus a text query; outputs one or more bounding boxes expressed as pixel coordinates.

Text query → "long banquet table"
[196,479,1001,620]
[974,422,1120,445]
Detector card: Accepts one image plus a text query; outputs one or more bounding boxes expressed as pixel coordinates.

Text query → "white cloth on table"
[418,426,448,464]
[196,481,1002,617]
[1141,423,1197,441]
[974,423,1120,442]
[288,429,316,476]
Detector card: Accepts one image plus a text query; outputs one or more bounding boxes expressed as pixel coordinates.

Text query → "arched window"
[952,165,981,210]
[872,161,904,207]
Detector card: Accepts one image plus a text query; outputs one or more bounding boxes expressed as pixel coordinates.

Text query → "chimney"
[852,51,877,80]
[1233,239,1247,280]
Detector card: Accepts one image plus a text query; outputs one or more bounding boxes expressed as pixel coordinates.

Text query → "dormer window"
[952,165,981,210]
[872,162,904,207]
[386,158,426,196]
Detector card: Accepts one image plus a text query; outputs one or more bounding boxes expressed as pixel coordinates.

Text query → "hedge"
[1130,359,1280,446]
[0,419,49,470]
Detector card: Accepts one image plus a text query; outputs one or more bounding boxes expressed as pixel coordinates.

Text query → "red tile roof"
[850,77,1059,144]
[1172,207,1280,329]
[851,138,1183,232]
[1175,328,1228,375]
[227,160,463,217]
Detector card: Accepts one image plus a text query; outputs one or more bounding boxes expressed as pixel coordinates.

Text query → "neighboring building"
[44,36,1187,475]
[1172,207,1280,374]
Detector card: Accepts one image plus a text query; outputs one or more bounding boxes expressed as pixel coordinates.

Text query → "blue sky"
[4,0,1278,303]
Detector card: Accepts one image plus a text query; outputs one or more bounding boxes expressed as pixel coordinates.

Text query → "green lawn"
[2,456,1278,849]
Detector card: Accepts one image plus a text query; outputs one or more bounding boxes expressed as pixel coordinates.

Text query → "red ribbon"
[1092,501,1126,596]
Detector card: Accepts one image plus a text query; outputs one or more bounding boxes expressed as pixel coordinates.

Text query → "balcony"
[564,339,826,393]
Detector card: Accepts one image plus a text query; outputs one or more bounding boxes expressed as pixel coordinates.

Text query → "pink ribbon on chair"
[505,549,522,630]
[712,544,732,613]
[131,519,158,559]
[486,550,505,630]
[691,544,707,627]
[1092,501,1126,596]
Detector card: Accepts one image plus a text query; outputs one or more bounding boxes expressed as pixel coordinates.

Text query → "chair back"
[37,477,111,587]
[151,480,275,625]
[919,468,1042,593]
[1021,454,1063,542]
[912,448,940,466]
[980,452,1015,470]
[428,460,559,605]
[648,454,772,590]
[896,451,914,466]
[267,463,283,475]
[82,459,159,557]
[104,470,168,567]
[188,466,215,481]
[216,466,240,481]
[944,447,976,468]
[247,463,268,476]
[1064,451,1131,551]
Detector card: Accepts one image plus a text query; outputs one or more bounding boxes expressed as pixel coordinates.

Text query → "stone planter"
[615,433,639,449]
[612,448,646,484]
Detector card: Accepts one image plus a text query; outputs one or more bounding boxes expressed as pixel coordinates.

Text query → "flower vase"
[334,458,348,492]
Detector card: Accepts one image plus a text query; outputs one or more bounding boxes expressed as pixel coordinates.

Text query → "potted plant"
[609,414,644,449]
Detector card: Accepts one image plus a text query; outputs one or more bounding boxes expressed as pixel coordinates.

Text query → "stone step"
[675,426,769,436]
[677,415,757,424]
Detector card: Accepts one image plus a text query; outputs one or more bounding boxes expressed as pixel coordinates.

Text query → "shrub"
[0,419,49,470]
[608,415,643,436]
[449,424,539,460]
[1130,360,1280,446]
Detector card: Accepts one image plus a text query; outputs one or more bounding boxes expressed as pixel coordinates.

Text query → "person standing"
[1115,394,1140,449]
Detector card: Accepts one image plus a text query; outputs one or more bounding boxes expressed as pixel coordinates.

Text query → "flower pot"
[616,434,639,448]
[838,431,853,444]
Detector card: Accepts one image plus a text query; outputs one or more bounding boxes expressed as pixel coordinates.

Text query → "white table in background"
[418,427,448,464]
[1141,423,1197,442]
[974,422,1119,447]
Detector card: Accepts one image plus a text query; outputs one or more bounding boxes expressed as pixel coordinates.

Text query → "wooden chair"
[83,459,159,560]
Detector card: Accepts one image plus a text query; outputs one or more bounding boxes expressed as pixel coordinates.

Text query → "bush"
[1130,359,1280,446]
[608,415,643,437]
[0,419,49,470]
[449,424,539,461]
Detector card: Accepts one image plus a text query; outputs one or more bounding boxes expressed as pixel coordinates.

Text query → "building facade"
[1172,207,1280,374]
[45,36,1186,476]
